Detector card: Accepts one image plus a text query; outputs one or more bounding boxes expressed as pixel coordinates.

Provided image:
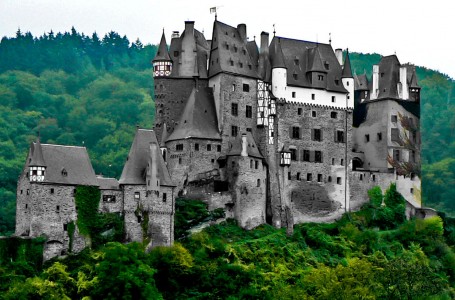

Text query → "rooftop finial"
[210,7,217,20]
[329,32,331,45]
[273,24,276,37]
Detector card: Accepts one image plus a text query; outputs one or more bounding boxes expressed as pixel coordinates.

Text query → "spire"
[271,38,286,69]
[29,137,46,167]
[160,123,168,147]
[409,67,420,88]
[153,30,171,62]
[341,49,353,78]
[308,47,326,73]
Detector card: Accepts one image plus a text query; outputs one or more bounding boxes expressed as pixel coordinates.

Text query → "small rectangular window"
[176,144,184,151]
[311,94,315,100]
[255,160,259,169]
[290,149,297,161]
[231,103,238,116]
[246,128,252,132]
[243,84,249,92]
[393,149,401,161]
[207,144,212,151]
[246,105,252,118]
[296,172,301,180]
[162,193,167,202]
[195,143,199,151]
[336,130,345,143]
[303,150,310,162]
[232,84,236,91]
[298,108,302,115]
[331,112,337,118]
[307,173,313,181]
[293,74,298,80]
[328,176,332,182]
[391,115,398,122]
[341,159,344,166]
[231,126,238,137]
[50,188,54,194]
[317,174,323,182]
[315,151,322,163]
[332,96,336,103]
[217,145,222,152]
[257,179,261,187]
[337,177,342,185]
[365,134,370,142]
[391,128,400,142]
[377,133,382,141]
[288,172,291,180]
[292,127,300,139]
[312,111,317,117]
[56,205,60,212]
[312,129,322,141]
[292,91,296,98]
[134,192,140,200]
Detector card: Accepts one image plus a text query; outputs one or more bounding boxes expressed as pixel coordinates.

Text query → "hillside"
[0,30,454,236]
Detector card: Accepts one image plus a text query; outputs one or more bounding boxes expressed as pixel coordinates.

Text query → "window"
[311,93,315,100]
[27,189,30,195]
[337,177,342,185]
[56,205,60,212]
[328,176,332,182]
[303,150,310,162]
[294,59,299,65]
[174,51,179,57]
[393,149,401,161]
[290,149,297,161]
[312,111,317,117]
[297,172,301,180]
[331,112,337,118]
[391,128,400,142]
[239,62,243,68]
[232,84,236,91]
[292,91,296,98]
[318,75,324,81]
[231,126,238,137]
[246,128,252,132]
[318,174,323,182]
[230,60,234,66]
[246,105,252,118]
[335,130,345,143]
[377,133,382,141]
[365,134,370,142]
[341,159,344,166]
[331,158,335,165]
[298,108,302,115]
[312,129,322,141]
[50,188,54,194]
[243,84,249,92]
[307,173,313,181]
[332,96,336,103]
[61,169,67,177]
[292,127,300,139]
[255,160,259,169]
[103,195,116,202]
[176,144,183,151]
[134,192,140,200]
[288,172,291,180]
[293,74,298,80]
[162,193,167,202]
[360,174,363,181]
[410,150,415,163]
[217,145,222,152]
[381,72,384,78]
[231,103,238,116]
[257,179,261,187]
[226,43,229,50]
[315,151,322,163]
[195,143,199,151]
[391,115,398,123]
[372,175,376,181]
[207,144,212,151]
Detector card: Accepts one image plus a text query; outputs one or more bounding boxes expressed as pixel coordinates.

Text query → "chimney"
[237,24,247,43]
[184,21,195,35]
[260,31,269,54]
[150,143,159,191]
[399,66,409,99]
[372,65,379,99]
[241,134,248,157]
[171,31,180,39]
[335,48,343,65]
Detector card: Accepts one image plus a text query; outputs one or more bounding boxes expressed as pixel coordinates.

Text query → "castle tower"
[152,30,172,77]
[29,137,46,182]
[341,50,354,108]
[271,38,287,99]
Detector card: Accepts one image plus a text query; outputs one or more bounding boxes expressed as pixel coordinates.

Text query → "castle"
[15,18,425,260]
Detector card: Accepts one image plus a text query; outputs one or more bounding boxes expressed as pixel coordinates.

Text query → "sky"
[1,0,454,78]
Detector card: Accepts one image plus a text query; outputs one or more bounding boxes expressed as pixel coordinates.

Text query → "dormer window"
[324,61,330,70]
[318,75,324,81]
[61,168,67,177]
[294,59,299,65]
[234,46,238,53]
[293,73,298,80]
[381,73,385,78]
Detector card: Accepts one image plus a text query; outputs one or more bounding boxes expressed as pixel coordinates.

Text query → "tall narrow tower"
[152,31,172,77]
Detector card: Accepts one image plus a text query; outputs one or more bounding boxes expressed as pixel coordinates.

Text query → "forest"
[0,28,453,298]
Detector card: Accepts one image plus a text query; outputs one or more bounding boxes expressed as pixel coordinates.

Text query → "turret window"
[318,75,324,81]
[311,94,315,100]
[243,84,250,92]
[332,96,336,103]
[176,144,184,151]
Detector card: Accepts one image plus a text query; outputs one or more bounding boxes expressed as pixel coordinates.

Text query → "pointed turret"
[29,137,47,182]
[152,30,173,77]
[341,50,353,78]
[271,38,286,69]
[271,38,287,98]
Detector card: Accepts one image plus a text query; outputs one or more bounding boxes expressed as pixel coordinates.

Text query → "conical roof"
[308,47,326,73]
[153,31,171,62]
[270,38,287,69]
[341,50,353,78]
[409,68,420,88]
[29,138,46,167]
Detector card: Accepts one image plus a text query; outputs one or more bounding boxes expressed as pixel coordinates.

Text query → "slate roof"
[270,38,287,69]
[376,55,401,99]
[97,176,120,190]
[227,132,264,159]
[268,36,348,93]
[29,138,46,167]
[341,51,353,78]
[354,73,369,90]
[25,143,98,186]
[153,31,171,62]
[166,87,221,142]
[119,129,175,186]
[208,21,259,78]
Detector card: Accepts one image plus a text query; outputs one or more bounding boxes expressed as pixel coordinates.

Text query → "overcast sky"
[1,0,454,78]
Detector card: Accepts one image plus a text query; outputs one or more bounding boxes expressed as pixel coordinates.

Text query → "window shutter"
[320,129,323,141]
[310,150,315,162]
[300,149,304,161]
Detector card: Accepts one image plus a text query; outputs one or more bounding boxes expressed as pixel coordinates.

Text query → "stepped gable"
[269,36,347,93]
[153,31,171,62]
[25,143,98,186]
[208,20,259,79]
[227,132,264,159]
[119,129,174,186]
[377,55,401,99]
[354,73,369,90]
[97,176,120,190]
[166,87,220,142]
[341,50,353,78]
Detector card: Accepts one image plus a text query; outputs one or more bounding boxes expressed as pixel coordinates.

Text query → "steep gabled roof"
[377,55,401,99]
[29,138,46,167]
[307,47,326,73]
[227,132,264,159]
[406,65,420,88]
[354,73,369,90]
[269,36,347,93]
[25,143,98,186]
[119,129,174,186]
[153,31,171,62]
[208,20,259,78]
[341,50,353,78]
[166,87,221,142]
[97,176,120,190]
